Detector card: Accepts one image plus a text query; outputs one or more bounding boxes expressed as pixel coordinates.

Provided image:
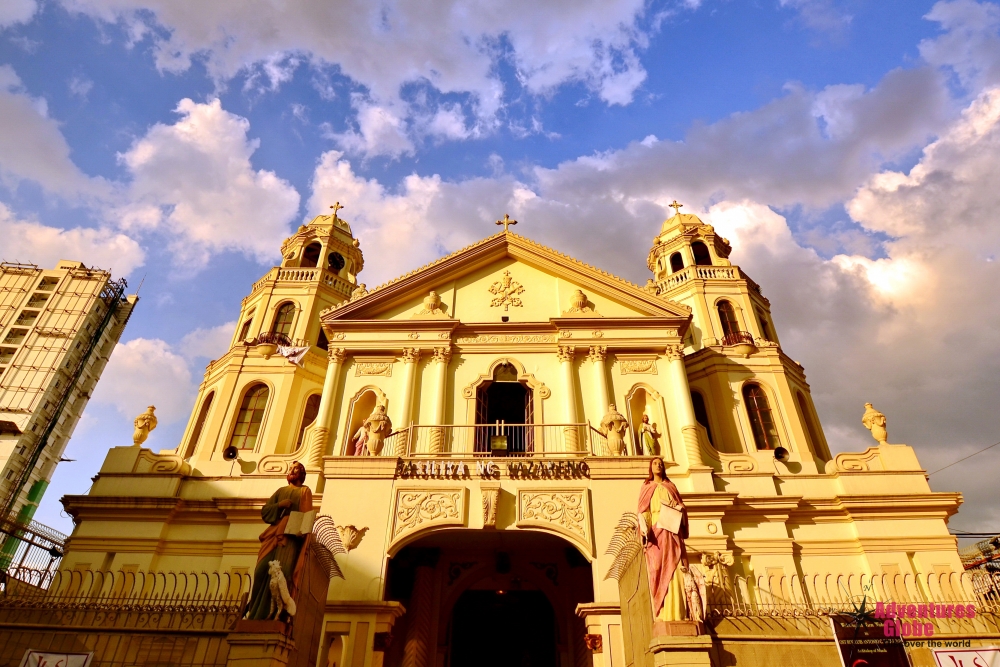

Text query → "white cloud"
[179,321,236,361]
[68,75,94,99]
[0,0,37,28]
[59,0,656,153]
[0,203,145,274]
[921,0,1000,91]
[0,65,103,197]
[91,338,197,426]
[117,98,301,268]
[329,98,415,159]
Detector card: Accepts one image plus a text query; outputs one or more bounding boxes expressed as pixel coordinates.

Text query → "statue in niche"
[638,414,659,456]
[245,461,314,620]
[355,404,392,456]
[414,290,449,318]
[638,457,706,630]
[600,404,629,455]
[132,405,158,446]
[861,402,888,445]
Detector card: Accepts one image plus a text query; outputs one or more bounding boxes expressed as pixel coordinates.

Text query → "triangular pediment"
[323,233,691,324]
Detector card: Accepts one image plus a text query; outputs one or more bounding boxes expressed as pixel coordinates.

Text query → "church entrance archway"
[381,531,593,667]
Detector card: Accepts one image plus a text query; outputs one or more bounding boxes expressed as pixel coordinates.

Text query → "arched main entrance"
[382,531,593,667]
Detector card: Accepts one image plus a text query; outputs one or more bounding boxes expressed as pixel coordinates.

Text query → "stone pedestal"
[227,621,295,667]
[649,635,712,667]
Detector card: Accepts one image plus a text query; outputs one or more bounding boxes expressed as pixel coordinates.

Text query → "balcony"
[247,267,352,299]
[721,331,757,357]
[375,423,629,458]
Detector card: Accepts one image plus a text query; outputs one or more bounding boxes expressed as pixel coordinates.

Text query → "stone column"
[588,345,610,418]
[558,345,581,452]
[402,549,439,667]
[395,347,420,456]
[666,345,703,468]
[428,346,451,453]
[308,347,346,468]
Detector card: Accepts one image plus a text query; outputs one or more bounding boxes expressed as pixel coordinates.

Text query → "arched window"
[238,311,254,341]
[670,252,684,273]
[757,310,772,341]
[692,241,712,266]
[743,384,780,450]
[184,392,214,458]
[296,394,322,449]
[691,391,714,446]
[229,384,269,450]
[271,303,295,336]
[301,242,322,268]
[717,300,740,338]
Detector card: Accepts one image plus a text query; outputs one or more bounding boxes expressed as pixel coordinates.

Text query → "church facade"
[59,208,973,666]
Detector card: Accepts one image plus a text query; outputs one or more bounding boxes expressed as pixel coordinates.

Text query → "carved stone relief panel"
[391,487,466,545]
[516,488,592,555]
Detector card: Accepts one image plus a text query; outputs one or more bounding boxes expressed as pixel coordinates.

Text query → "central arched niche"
[381,530,593,667]
[462,358,550,453]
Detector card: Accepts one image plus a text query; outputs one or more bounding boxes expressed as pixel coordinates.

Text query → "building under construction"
[0,260,137,570]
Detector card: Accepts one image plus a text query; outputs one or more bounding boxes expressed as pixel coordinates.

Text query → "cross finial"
[329,202,344,220]
[668,200,683,216]
[496,214,518,233]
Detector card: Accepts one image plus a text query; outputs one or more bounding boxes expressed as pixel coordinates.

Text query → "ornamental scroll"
[390,487,467,547]
[516,488,593,556]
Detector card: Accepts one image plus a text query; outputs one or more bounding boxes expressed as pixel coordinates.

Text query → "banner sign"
[934,648,1000,667]
[19,652,94,667]
[831,616,911,667]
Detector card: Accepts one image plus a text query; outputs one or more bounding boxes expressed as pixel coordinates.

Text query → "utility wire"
[927,439,1000,476]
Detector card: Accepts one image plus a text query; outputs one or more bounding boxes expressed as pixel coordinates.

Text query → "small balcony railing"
[381,423,598,457]
[721,331,755,347]
[245,332,293,347]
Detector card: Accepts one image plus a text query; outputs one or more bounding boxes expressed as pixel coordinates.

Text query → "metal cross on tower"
[496,214,518,232]
[330,202,344,220]
[668,200,683,216]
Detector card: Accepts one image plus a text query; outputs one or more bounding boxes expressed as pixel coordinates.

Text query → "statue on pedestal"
[638,457,706,628]
[246,461,314,621]
[354,404,392,456]
[861,402,888,445]
[600,404,629,456]
[638,414,659,456]
[132,406,158,446]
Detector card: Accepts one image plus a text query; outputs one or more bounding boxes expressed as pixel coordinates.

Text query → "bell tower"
[174,205,364,469]
[648,203,832,467]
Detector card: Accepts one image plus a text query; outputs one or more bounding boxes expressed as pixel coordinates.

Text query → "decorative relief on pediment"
[488,270,525,311]
[617,355,658,375]
[517,488,592,554]
[391,488,466,543]
[456,334,555,344]
[355,358,394,376]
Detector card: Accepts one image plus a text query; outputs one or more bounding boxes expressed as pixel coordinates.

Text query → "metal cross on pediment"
[496,214,518,232]
[330,202,344,219]
[668,200,683,216]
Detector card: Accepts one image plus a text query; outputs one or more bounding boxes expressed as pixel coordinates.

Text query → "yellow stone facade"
[60,209,970,667]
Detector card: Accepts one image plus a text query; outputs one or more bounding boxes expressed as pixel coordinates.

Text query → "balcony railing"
[245,331,293,347]
[379,423,604,457]
[721,331,755,347]
[661,264,739,291]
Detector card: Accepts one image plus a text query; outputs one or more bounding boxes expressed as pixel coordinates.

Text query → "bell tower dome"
[172,204,365,471]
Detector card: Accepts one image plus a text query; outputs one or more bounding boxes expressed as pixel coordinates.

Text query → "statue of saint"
[362,404,392,456]
[638,414,658,456]
[861,402,888,445]
[245,461,314,620]
[600,404,629,456]
[132,406,158,446]
[638,457,690,623]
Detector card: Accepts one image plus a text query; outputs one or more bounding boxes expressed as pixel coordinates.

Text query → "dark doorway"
[301,242,321,267]
[450,590,557,667]
[476,378,533,454]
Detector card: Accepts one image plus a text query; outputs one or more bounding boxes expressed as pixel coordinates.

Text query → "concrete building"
[0,260,137,534]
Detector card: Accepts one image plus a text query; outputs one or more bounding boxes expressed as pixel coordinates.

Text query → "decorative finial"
[496,214,518,233]
[330,202,344,220]
[668,200,683,216]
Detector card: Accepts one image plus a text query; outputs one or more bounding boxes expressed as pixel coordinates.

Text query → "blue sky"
[3,0,1000,536]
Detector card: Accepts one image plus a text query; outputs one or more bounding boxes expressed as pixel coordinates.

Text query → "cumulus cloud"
[921,0,1000,91]
[58,0,656,154]
[0,0,38,28]
[91,338,197,426]
[0,203,145,274]
[117,98,300,268]
[179,321,236,361]
[0,65,102,197]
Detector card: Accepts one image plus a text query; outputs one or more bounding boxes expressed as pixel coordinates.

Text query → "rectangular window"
[14,310,39,326]
[27,293,49,307]
[36,277,59,291]
[0,347,13,364]
[3,329,28,345]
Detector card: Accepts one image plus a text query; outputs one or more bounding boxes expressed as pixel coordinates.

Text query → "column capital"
[328,347,346,363]
[587,345,607,363]
[556,345,575,363]
[664,344,684,362]
[432,346,452,364]
[402,347,420,364]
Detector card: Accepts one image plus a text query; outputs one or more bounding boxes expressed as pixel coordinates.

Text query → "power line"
[927,439,1000,476]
